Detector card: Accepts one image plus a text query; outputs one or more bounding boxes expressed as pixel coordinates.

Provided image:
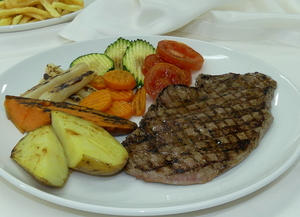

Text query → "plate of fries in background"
[0,0,92,32]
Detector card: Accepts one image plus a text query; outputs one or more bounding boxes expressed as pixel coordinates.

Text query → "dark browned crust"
[122,72,277,185]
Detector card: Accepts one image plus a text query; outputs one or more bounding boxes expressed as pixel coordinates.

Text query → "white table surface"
[1,23,300,217]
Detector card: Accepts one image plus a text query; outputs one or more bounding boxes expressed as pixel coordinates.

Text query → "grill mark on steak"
[122,72,277,185]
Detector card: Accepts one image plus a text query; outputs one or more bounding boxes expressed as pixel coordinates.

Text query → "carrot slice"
[106,101,134,119]
[89,75,107,90]
[131,86,146,116]
[103,70,137,90]
[79,89,112,111]
[105,87,133,102]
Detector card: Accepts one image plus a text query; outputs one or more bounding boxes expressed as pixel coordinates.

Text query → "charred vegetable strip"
[4,95,137,135]
[21,62,89,99]
[39,70,96,102]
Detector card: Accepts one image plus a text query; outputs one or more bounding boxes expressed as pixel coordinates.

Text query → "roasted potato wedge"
[11,125,69,187]
[51,111,129,175]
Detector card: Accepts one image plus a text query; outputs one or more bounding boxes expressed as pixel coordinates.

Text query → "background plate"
[1,36,300,216]
[0,0,93,33]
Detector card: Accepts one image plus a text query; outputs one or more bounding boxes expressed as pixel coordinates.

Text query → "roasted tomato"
[183,69,192,86]
[143,53,192,85]
[156,40,204,71]
[141,54,165,75]
[144,63,187,99]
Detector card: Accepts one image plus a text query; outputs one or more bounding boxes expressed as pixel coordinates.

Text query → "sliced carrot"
[89,75,107,90]
[131,86,146,116]
[103,70,137,90]
[79,89,112,111]
[105,87,133,102]
[106,100,134,119]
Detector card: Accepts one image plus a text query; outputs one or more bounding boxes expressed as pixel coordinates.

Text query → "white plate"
[0,0,93,33]
[1,36,300,216]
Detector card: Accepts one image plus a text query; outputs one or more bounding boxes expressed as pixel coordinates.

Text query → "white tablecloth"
[1,20,300,217]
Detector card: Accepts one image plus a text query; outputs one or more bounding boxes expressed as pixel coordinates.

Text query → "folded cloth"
[58,0,233,41]
[179,0,300,47]
[59,0,300,47]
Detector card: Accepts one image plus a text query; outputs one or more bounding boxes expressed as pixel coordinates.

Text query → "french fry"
[52,2,82,12]
[69,0,84,7]
[0,7,51,19]
[0,17,12,26]
[56,7,63,14]
[0,0,84,26]
[36,3,45,10]
[19,15,32,24]
[28,18,39,23]
[40,0,61,18]
[5,0,40,9]
[12,14,23,25]
[61,0,74,5]
[0,2,6,8]
[61,10,71,16]
[23,11,49,21]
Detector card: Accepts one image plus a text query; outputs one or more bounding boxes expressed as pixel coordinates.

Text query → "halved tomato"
[156,40,204,71]
[144,63,187,99]
[183,69,192,86]
[142,53,192,85]
[141,54,165,75]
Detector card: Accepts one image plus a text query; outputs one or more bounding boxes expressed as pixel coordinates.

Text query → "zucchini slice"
[104,37,132,70]
[70,53,114,75]
[122,39,155,87]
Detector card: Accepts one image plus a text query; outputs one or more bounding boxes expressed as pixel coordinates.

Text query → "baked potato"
[51,111,129,175]
[11,125,69,187]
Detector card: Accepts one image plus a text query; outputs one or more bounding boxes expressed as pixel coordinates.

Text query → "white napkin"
[58,0,233,41]
[59,0,300,48]
[179,0,300,47]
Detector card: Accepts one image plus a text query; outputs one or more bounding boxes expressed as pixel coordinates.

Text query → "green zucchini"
[70,53,114,76]
[122,39,156,87]
[104,37,132,70]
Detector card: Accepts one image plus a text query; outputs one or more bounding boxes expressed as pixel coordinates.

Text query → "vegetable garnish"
[131,86,147,116]
[106,100,134,120]
[79,89,113,112]
[156,40,204,71]
[89,75,107,90]
[105,88,133,102]
[70,53,114,75]
[122,39,156,87]
[144,63,187,99]
[142,54,165,75]
[4,95,137,135]
[103,69,137,90]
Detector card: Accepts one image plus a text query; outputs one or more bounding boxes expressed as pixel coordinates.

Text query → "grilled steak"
[122,72,277,185]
